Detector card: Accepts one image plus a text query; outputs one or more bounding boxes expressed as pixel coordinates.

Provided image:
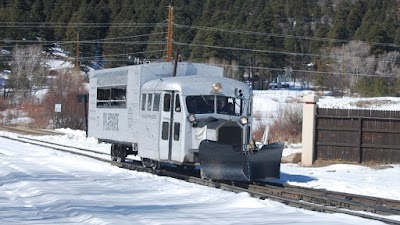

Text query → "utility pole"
[166,5,173,62]
[341,44,344,97]
[75,33,80,69]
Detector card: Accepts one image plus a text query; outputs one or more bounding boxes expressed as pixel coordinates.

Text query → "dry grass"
[270,104,302,143]
[0,98,8,111]
[351,99,393,108]
[0,71,87,129]
[253,104,302,144]
[252,125,267,142]
[20,101,50,128]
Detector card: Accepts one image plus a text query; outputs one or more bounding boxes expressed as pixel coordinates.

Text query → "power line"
[6,53,396,79]
[79,50,166,61]
[1,21,399,49]
[0,32,167,48]
[2,39,397,67]
[2,35,397,65]
[0,22,165,28]
[1,22,399,76]
[174,41,319,57]
[174,23,400,49]
[174,41,400,65]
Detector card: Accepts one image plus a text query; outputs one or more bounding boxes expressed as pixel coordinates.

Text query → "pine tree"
[65,0,98,66]
[28,0,46,40]
[327,0,351,45]
[103,0,143,67]
[172,1,205,61]
[355,77,372,97]
[368,25,390,54]
[346,0,365,39]
[50,0,78,41]
[373,77,389,96]
[7,0,30,40]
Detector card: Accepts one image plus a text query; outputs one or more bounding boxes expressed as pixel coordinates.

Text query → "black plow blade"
[199,140,284,181]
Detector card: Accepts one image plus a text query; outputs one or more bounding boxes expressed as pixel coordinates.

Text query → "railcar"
[88,62,283,181]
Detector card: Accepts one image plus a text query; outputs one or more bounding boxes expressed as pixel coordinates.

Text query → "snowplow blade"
[199,140,284,181]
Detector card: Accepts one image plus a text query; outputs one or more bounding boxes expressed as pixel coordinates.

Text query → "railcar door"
[159,91,183,162]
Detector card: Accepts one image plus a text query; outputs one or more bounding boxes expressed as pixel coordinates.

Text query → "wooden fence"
[315,108,400,164]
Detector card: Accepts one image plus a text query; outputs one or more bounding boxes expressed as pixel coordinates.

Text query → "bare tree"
[376,51,400,77]
[207,58,242,80]
[345,41,378,94]
[327,41,380,94]
[323,47,342,93]
[9,45,49,101]
[44,69,86,129]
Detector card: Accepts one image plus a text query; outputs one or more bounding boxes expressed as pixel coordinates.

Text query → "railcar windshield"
[186,95,244,115]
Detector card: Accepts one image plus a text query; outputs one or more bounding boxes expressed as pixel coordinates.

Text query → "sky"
[1,90,400,224]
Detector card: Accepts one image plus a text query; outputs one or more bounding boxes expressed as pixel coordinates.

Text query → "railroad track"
[2,134,400,224]
[250,182,400,215]
[0,126,64,136]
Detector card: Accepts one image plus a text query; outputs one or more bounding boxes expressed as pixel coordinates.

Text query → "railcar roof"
[142,75,251,96]
[90,62,223,79]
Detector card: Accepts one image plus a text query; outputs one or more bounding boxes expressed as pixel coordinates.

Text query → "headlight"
[187,114,196,123]
[211,83,222,94]
[239,116,248,125]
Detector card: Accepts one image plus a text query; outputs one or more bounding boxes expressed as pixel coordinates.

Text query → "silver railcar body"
[88,62,282,181]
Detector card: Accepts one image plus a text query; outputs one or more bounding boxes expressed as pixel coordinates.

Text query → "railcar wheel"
[141,158,159,170]
[200,168,207,179]
[110,144,117,161]
[150,161,159,170]
[116,145,126,162]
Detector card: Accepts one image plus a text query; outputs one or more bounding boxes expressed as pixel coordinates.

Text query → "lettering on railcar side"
[128,107,133,128]
[103,113,119,131]
[141,114,156,119]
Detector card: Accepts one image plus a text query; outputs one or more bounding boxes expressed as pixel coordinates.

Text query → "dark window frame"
[173,122,180,141]
[141,94,147,111]
[153,94,161,111]
[163,93,171,112]
[162,122,169,140]
[147,94,153,111]
[96,86,127,108]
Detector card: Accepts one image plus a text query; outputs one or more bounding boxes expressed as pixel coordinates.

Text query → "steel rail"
[256,182,400,215]
[1,134,399,224]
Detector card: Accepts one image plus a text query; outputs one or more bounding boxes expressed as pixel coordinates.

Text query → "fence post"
[301,94,318,166]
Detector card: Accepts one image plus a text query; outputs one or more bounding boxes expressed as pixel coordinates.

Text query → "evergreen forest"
[1,0,400,96]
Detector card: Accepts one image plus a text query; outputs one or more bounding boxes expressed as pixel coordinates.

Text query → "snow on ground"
[252,90,312,128]
[1,90,400,224]
[252,90,400,202]
[45,59,73,70]
[252,90,400,128]
[0,130,397,225]
[16,128,400,202]
[318,96,400,110]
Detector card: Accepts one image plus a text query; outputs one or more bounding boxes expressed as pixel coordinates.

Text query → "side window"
[162,122,169,140]
[234,98,243,115]
[175,94,181,112]
[153,94,160,111]
[173,122,180,141]
[141,94,146,111]
[111,87,126,100]
[97,88,110,100]
[163,94,171,112]
[97,86,126,108]
[147,94,153,111]
[247,98,251,116]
